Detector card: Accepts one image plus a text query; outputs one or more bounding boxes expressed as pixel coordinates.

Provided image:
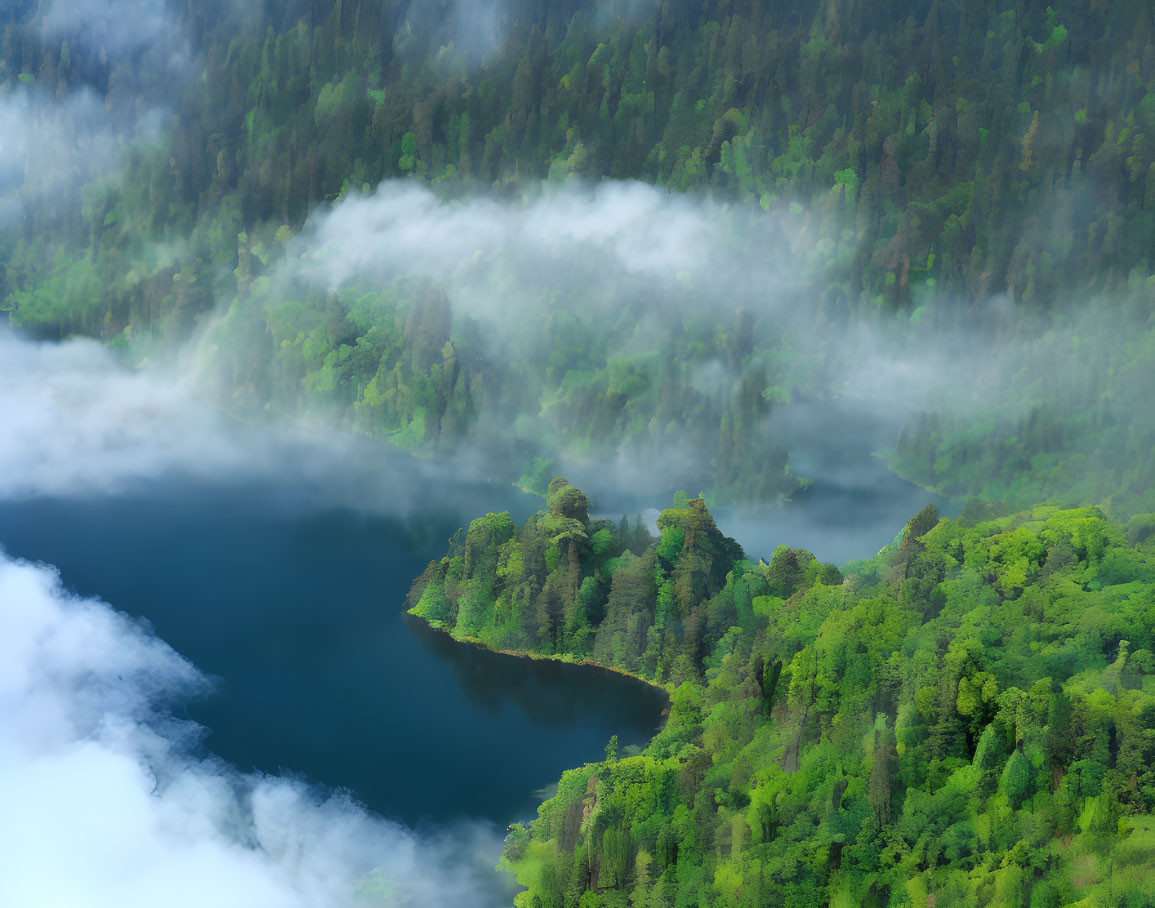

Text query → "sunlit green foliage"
[414,484,1155,905]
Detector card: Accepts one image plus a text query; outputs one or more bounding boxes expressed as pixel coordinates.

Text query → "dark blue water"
[0,476,668,829]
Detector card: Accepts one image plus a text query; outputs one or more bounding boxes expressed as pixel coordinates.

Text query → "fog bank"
[0,330,537,531]
[242,180,1082,505]
[0,331,272,497]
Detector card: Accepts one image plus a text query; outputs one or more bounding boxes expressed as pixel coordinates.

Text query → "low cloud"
[0,0,205,229]
[0,86,157,230]
[280,182,1000,399]
[298,181,742,314]
[0,332,266,497]
[0,330,417,501]
[0,549,515,907]
[263,181,983,489]
[0,330,537,533]
[186,178,1147,523]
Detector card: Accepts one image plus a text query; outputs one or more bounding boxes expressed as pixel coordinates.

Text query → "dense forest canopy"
[5,0,1153,296]
[2,0,1153,508]
[411,482,1155,906]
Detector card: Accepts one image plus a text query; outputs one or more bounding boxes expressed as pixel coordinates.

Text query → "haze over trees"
[2,0,1153,507]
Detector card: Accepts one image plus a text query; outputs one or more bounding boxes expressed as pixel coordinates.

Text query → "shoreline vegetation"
[407,477,1155,906]
[3,0,1154,903]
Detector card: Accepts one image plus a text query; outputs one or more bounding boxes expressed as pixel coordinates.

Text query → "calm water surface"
[0,477,668,829]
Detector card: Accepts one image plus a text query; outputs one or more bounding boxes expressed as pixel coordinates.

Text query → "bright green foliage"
[4,2,1153,900]
[417,484,1155,906]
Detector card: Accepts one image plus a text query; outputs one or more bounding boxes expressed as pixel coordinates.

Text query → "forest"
[2,0,1154,905]
[410,480,1155,906]
[2,0,1153,507]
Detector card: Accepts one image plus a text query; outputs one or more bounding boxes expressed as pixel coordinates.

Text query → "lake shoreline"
[403,610,674,705]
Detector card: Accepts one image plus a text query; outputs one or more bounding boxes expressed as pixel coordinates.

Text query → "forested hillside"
[2,0,1153,506]
[7,0,1154,301]
[410,480,1155,906]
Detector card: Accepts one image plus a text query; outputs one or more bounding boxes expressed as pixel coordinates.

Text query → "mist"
[398,0,508,65]
[217,182,813,450]
[0,329,542,533]
[0,330,262,497]
[0,548,514,907]
[39,0,186,58]
[251,178,1034,412]
[0,85,160,230]
[3,2,1151,905]
[209,178,1115,512]
[0,0,195,233]
[12,0,1130,518]
[0,328,523,904]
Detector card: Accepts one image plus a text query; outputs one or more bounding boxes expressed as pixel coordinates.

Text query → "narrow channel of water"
[569,397,955,566]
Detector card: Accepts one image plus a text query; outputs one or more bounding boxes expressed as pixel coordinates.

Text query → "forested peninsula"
[410,479,1155,906]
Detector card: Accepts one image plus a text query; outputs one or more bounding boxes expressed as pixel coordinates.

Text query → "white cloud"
[288,180,794,345]
[0,550,513,907]
[304,181,724,290]
[0,329,524,529]
[0,332,262,497]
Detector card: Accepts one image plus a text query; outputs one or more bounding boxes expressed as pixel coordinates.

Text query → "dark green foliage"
[9,0,1155,306]
[5,0,1155,510]
[6,1,1155,900]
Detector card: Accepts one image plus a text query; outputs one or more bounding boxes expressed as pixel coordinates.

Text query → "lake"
[0,475,669,831]
[568,396,955,566]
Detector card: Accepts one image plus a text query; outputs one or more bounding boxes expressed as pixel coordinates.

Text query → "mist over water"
[574,396,954,565]
[201,175,1127,518]
[1,0,1150,902]
[712,398,956,565]
[0,14,1046,902]
[0,472,668,907]
[0,478,667,828]
[0,323,949,906]
[0,330,668,907]
[0,96,983,889]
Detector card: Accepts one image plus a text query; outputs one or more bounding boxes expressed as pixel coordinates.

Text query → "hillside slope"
[410,480,1155,906]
